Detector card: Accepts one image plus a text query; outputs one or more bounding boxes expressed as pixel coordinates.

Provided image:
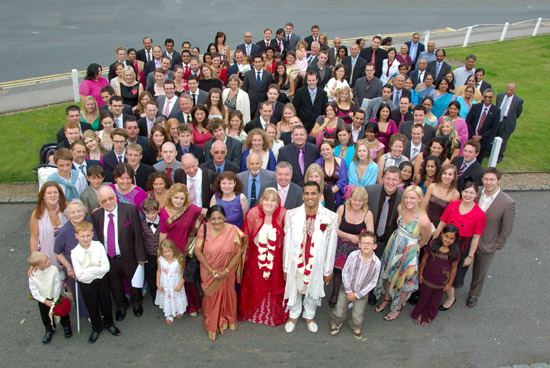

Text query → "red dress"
[238,205,288,326]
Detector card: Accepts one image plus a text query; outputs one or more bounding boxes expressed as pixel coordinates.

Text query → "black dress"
[120,82,140,107]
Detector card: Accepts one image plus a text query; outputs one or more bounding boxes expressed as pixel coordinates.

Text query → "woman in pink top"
[79,63,108,106]
[191,104,212,148]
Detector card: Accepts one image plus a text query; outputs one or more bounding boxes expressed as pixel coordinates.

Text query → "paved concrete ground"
[1,191,549,367]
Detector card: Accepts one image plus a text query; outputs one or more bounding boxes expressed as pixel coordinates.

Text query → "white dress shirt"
[71,240,111,284]
[187,169,203,207]
[478,188,500,212]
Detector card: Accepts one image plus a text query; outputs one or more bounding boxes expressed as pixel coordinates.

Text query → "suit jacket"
[237,169,277,204]
[182,89,208,106]
[146,70,175,89]
[353,77,383,106]
[244,116,277,134]
[80,185,101,213]
[365,184,403,240]
[128,136,148,152]
[451,156,483,191]
[292,86,328,133]
[236,43,261,57]
[476,190,516,255]
[134,163,155,191]
[466,103,501,154]
[398,121,436,144]
[200,159,240,174]
[162,51,182,70]
[103,150,127,182]
[391,87,411,107]
[277,142,320,185]
[144,59,162,78]
[203,136,243,167]
[280,132,316,146]
[173,167,216,208]
[342,56,367,87]
[136,49,152,63]
[108,60,134,81]
[403,142,425,161]
[279,182,303,210]
[404,41,425,66]
[327,47,338,66]
[307,64,332,89]
[359,47,387,78]
[175,143,205,164]
[284,33,301,51]
[426,61,451,82]
[56,122,93,143]
[90,203,146,276]
[391,109,413,128]
[256,39,278,52]
[156,95,182,119]
[352,126,367,143]
[478,80,492,94]
[496,93,523,134]
[304,35,315,50]
[408,68,428,89]
[153,160,180,182]
[253,100,284,123]
[137,116,154,137]
[242,69,273,117]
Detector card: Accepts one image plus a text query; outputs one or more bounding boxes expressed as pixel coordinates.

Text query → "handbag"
[183,224,205,282]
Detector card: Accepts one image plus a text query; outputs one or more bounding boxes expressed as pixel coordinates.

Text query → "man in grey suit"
[496,83,523,162]
[203,118,243,167]
[156,80,181,120]
[145,56,175,89]
[237,153,277,208]
[153,142,180,183]
[327,36,341,66]
[468,168,515,307]
[353,63,383,107]
[283,22,301,51]
[275,162,303,210]
[183,76,208,106]
[342,44,367,88]
[426,49,451,82]
[365,166,403,304]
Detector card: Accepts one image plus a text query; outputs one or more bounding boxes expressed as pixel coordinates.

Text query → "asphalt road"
[1,191,549,367]
[1,0,550,82]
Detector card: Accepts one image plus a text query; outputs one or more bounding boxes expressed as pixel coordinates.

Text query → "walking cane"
[75,278,81,334]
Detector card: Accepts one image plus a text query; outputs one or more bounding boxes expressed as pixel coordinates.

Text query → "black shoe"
[408,290,420,306]
[88,331,100,343]
[328,295,337,308]
[107,325,121,336]
[439,298,456,311]
[115,309,126,321]
[368,292,377,306]
[466,296,478,308]
[63,326,73,338]
[42,331,54,344]
[133,305,143,317]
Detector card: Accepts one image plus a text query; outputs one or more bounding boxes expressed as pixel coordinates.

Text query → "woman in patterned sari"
[195,205,247,341]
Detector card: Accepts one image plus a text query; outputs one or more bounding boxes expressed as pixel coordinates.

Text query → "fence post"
[463,26,473,47]
[424,30,430,45]
[71,69,80,103]
[532,17,542,36]
[500,22,509,41]
[487,137,503,168]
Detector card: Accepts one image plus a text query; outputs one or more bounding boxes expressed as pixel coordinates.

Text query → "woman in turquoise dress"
[429,78,455,118]
[333,124,355,168]
[373,186,432,321]
[347,141,378,187]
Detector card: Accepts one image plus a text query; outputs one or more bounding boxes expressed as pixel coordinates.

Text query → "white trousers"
[288,293,318,320]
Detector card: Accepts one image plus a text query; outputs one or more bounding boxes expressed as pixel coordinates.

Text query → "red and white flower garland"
[296,222,329,286]
[257,225,277,280]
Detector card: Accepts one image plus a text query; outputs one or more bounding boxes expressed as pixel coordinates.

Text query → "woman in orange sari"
[195,205,247,341]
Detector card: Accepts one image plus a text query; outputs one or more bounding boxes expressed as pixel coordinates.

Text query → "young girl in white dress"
[155,239,188,324]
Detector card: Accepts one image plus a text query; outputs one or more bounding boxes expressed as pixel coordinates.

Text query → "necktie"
[216,168,221,174]
[79,165,86,176]
[117,155,123,163]
[266,41,269,47]
[164,99,171,116]
[412,147,418,157]
[310,90,315,104]
[278,187,287,206]
[371,49,376,64]
[250,178,257,207]
[116,117,121,128]
[278,40,282,52]
[287,35,291,44]
[246,45,251,55]
[192,94,197,105]
[166,168,172,183]
[458,161,467,177]
[436,62,441,79]
[147,51,151,62]
[314,37,317,43]
[257,71,261,89]
[477,107,488,134]
[376,196,390,237]
[185,65,189,73]
[298,148,305,175]
[188,177,197,205]
[186,114,191,123]
[147,222,158,229]
[419,72,424,84]
[394,90,401,105]
[351,58,356,83]
[501,97,510,120]
[107,213,116,258]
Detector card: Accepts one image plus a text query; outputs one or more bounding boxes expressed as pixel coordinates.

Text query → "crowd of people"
[29,24,519,344]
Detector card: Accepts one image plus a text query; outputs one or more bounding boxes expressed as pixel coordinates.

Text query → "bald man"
[496,83,523,162]
[153,141,180,182]
[200,140,240,174]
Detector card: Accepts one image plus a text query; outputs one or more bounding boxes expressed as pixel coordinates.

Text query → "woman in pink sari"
[195,205,247,341]
[159,183,206,316]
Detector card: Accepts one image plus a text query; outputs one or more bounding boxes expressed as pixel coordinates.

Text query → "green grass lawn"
[0,35,549,182]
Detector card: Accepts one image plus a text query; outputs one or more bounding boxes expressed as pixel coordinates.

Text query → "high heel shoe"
[439,298,456,311]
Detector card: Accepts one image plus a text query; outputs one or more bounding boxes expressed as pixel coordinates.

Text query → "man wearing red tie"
[275,28,286,56]
[257,28,278,52]
[304,25,320,51]
[466,89,501,163]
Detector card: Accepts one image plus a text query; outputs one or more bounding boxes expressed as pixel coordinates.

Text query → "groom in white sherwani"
[283,181,338,333]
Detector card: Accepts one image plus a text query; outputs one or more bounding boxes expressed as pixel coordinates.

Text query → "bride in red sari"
[239,187,288,326]
[159,183,206,316]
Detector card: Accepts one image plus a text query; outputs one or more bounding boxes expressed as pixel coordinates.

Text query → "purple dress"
[314,157,348,208]
[371,119,398,153]
[426,195,449,227]
[215,193,244,228]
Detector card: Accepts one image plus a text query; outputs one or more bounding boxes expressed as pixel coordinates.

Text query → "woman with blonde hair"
[165,118,180,144]
[222,74,250,124]
[348,140,378,187]
[436,117,462,159]
[334,85,354,125]
[295,40,309,79]
[199,63,223,92]
[116,66,143,107]
[82,130,105,165]
[276,103,296,137]
[81,96,99,128]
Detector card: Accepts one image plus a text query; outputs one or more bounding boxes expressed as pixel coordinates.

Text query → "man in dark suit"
[283,22,301,51]
[204,118,242,167]
[403,124,425,164]
[108,46,134,81]
[246,101,277,133]
[242,55,272,120]
[125,118,148,151]
[304,25,320,51]
[174,153,216,208]
[496,83,523,162]
[236,32,260,57]
[92,186,146,321]
[200,140,240,175]
[273,28,287,58]
[254,86,284,123]
[342,44,367,88]
[408,58,428,89]
[350,110,367,143]
[137,101,158,137]
[103,128,128,182]
[143,46,163,78]
[125,143,155,191]
[451,139,483,191]
[183,76,208,106]
[136,36,153,63]
[399,105,436,144]
[390,75,411,107]
[175,124,205,163]
[292,71,328,133]
[391,95,414,128]
[359,36,387,79]
[156,80,181,120]
[256,28,278,52]
[426,49,451,82]
[365,166,403,304]
[275,162,303,210]
[277,126,320,185]
[353,62,383,107]
[468,167,516,307]
[466,89,501,163]
[327,36,341,66]
[226,49,248,80]
[70,140,100,177]
[109,96,133,129]
[307,50,331,89]
[280,117,316,145]
[237,153,277,208]
[56,105,93,144]
[162,38,182,70]
[475,68,492,93]
[405,33,425,70]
